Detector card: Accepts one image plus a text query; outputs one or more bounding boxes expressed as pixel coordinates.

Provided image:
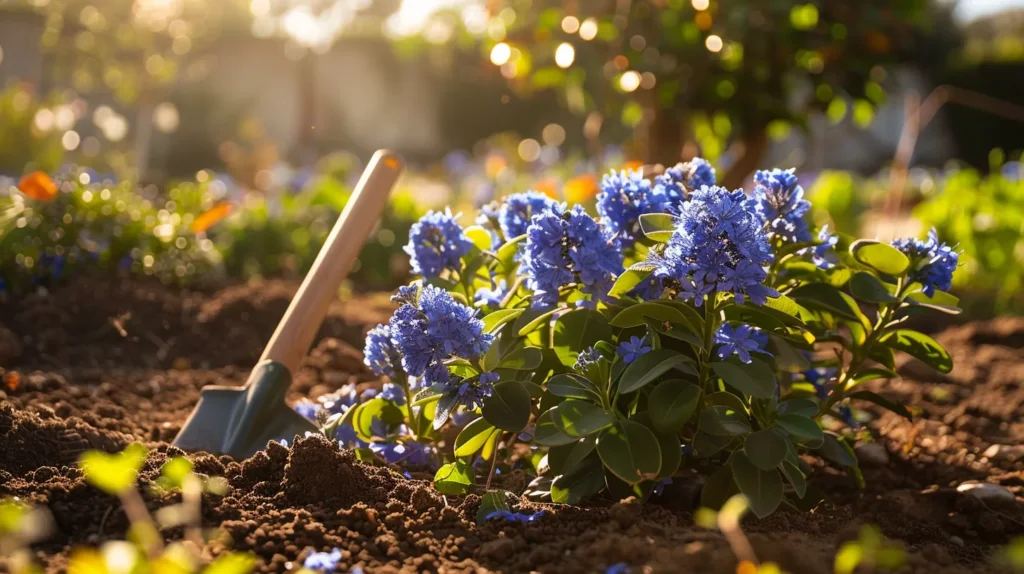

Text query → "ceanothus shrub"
[338,160,959,516]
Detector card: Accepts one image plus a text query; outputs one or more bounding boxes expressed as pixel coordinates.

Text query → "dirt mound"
[0,279,1021,573]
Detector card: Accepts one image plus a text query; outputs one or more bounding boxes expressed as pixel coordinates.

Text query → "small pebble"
[949,536,964,547]
[956,481,1015,505]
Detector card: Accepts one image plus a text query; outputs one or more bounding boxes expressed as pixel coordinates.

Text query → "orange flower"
[17,171,58,202]
[191,201,233,233]
[484,154,508,178]
[534,177,560,200]
[564,174,599,204]
[622,160,645,172]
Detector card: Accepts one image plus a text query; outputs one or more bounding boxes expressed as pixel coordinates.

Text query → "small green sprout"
[834,525,906,574]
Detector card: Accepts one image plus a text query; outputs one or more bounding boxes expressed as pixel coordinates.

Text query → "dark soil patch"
[0,279,1021,573]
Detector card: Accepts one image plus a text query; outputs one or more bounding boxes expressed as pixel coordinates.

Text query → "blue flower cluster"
[484,509,547,523]
[804,367,837,399]
[801,225,839,269]
[369,433,436,466]
[655,158,716,205]
[574,346,601,371]
[498,191,559,239]
[457,371,499,411]
[404,209,473,278]
[714,324,770,364]
[303,548,342,572]
[653,185,776,306]
[363,323,402,378]
[891,228,959,296]
[388,285,493,385]
[474,276,508,308]
[596,170,672,244]
[617,335,651,364]
[753,168,812,243]
[520,204,623,307]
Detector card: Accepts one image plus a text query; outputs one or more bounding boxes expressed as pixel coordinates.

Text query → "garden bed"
[0,278,1021,573]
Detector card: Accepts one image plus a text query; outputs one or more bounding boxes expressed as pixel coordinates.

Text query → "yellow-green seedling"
[834,525,906,574]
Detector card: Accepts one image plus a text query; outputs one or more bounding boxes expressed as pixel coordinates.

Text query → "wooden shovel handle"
[259,150,404,372]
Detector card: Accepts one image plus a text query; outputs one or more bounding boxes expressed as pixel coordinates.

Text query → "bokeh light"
[619,71,641,92]
[490,42,511,66]
[153,102,180,133]
[517,138,541,162]
[555,42,575,68]
[579,18,598,41]
[561,16,580,34]
[692,0,710,10]
[542,123,566,146]
[706,35,724,53]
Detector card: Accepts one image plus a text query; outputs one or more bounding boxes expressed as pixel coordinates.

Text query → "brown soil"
[0,279,1021,573]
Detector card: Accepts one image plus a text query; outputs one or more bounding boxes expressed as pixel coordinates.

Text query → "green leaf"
[610,301,693,328]
[434,461,475,495]
[850,367,899,386]
[780,460,807,498]
[866,344,896,370]
[551,455,605,504]
[693,430,734,458]
[777,398,818,418]
[850,240,910,276]
[849,271,896,303]
[744,429,790,471]
[552,400,616,438]
[549,435,598,475]
[638,212,675,242]
[707,391,748,412]
[653,430,682,480]
[534,409,577,446]
[775,414,824,448]
[651,300,705,333]
[818,432,857,467]
[412,383,447,406]
[791,283,860,320]
[648,379,701,433]
[482,308,525,333]
[475,491,513,524]
[700,465,738,510]
[547,373,602,402]
[464,225,493,251]
[514,307,559,336]
[880,330,952,374]
[79,443,148,495]
[619,350,695,394]
[158,456,194,490]
[699,405,752,436]
[907,289,961,315]
[498,346,544,371]
[608,264,655,298]
[201,553,258,574]
[729,451,784,518]
[711,357,777,399]
[649,320,702,348]
[481,380,532,432]
[768,336,811,372]
[596,420,662,484]
[494,234,525,274]
[553,309,613,367]
[454,418,499,457]
[849,391,913,421]
[354,398,404,442]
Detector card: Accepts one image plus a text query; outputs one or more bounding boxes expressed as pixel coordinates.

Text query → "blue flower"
[293,399,320,421]
[404,209,473,278]
[389,285,493,386]
[655,158,716,206]
[605,563,632,574]
[474,277,508,308]
[457,372,498,411]
[484,509,547,523]
[800,225,838,269]
[617,336,651,364]
[380,382,405,405]
[714,324,770,364]
[498,191,559,239]
[520,204,623,307]
[804,367,837,399]
[837,405,857,427]
[891,228,959,297]
[574,346,601,371]
[651,185,776,306]
[370,433,436,467]
[652,477,673,497]
[596,169,671,244]
[319,384,359,415]
[303,548,342,572]
[753,168,813,243]
[363,323,402,378]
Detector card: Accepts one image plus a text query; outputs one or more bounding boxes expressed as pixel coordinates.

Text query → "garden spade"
[172,150,404,460]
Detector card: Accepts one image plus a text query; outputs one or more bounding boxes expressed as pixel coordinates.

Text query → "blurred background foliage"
[0,0,1022,312]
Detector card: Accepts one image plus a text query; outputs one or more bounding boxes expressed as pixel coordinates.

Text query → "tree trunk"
[720,127,768,190]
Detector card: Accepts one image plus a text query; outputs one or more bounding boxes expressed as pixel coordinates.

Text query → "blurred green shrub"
[0,86,68,174]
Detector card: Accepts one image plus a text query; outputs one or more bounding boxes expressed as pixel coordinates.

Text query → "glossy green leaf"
[481,380,532,432]
[777,398,819,418]
[514,307,558,336]
[433,461,475,495]
[553,308,613,367]
[776,414,824,448]
[880,330,952,373]
[711,356,776,399]
[412,383,447,406]
[551,455,605,504]
[547,373,602,402]
[849,391,913,421]
[493,234,525,274]
[610,301,693,329]
[699,405,752,436]
[552,399,616,437]
[354,398,404,442]
[699,464,738,510]
[780,460,807,498]
[79,443,148,495]
[475,491,513,524]
[533,409,577,446]
[483,308,525,333]
[596,420,662,484]
[648,379,701,433]
[653,429,682,480]
[818,432,857,467]
[851,240,910,276]
[608,264,655,298]
[791,283,860,320]
[498,346,545,371]
[851,367,899,386]
[454,418,499,457]
[729,451,784,518]
[693,430,734,458]
[744,429,789,471]
[849,271,896,303]
[619,350,695,394]
[638,212,675,242]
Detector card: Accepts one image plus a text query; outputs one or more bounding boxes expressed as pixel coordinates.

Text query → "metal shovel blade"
[172,360,317,460]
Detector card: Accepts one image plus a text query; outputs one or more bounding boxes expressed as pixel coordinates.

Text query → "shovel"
[172,150,404,460]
